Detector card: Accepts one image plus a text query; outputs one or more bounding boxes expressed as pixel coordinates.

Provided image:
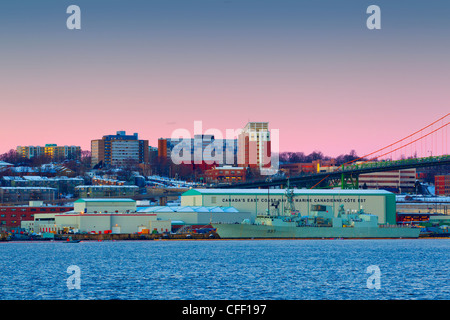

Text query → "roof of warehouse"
[137,206,239,213]
[74,198,136,203]
[182,188,394,196]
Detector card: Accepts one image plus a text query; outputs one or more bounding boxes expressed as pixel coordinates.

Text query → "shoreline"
[2,235,449,243]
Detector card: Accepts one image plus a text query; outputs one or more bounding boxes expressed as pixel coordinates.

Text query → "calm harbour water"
[0,239,448,300]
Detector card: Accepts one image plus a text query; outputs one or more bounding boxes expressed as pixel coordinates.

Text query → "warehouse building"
[181,188,397,225]
[25,199,170,234]
[0,201,73,230]
[136,205,252,225]
[22,198,250,234]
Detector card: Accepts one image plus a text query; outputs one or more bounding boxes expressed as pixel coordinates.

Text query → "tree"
[0,149,24,165]
[335,150,361,166]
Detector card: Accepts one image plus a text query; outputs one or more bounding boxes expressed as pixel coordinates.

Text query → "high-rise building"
[91,131,149,168]
[158,138,168,159]
[16,144,81,160]
[237,122,271,169]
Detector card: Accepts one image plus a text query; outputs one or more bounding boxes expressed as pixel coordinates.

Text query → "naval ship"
[212,184,421,239]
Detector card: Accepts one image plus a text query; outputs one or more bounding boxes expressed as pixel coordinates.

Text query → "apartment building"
[91,131,149,168]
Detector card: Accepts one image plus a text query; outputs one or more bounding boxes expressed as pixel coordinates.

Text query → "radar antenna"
[284,179,296,215]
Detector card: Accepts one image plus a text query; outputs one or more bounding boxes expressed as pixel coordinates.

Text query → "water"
[0,239,448,300]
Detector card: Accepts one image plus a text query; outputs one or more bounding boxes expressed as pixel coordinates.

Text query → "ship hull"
[212,224,421,239]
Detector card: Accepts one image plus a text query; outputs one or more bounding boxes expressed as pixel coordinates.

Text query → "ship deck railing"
[378,224,417,228]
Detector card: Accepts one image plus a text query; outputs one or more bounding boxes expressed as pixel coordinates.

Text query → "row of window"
[1,221,15,225]
[1,214,33,218]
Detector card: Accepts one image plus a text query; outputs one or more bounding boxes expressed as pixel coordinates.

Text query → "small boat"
[64,236,81,243]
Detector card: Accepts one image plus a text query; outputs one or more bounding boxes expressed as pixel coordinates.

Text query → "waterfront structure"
[237,122,271,169]
[74,198,137,213]
[26,199,168,234]
[181,188,397,224]
[136,205,251,225]
[435,175,450,196]
[91,131,149,168]
[16,144,81,160]
[0,201,73,229]
[74,185,139,198]
[22,198,249,234]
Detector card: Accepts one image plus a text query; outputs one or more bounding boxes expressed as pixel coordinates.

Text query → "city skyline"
[1,1,449,157]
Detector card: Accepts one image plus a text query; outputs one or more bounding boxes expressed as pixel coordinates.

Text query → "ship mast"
[284,179,296,215]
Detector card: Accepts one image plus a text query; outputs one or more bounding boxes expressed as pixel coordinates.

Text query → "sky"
[0,0,449,157]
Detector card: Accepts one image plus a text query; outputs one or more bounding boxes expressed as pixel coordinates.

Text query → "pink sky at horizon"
[1,48,448,158]
[1,1,449,159]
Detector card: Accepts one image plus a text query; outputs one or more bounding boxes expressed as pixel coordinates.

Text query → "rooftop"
[182,188,394,196]
[137,206,239,213]
[75,185,138,189]
[74,198,136,203]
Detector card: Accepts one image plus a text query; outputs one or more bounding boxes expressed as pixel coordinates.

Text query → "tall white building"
[237,122,271,169]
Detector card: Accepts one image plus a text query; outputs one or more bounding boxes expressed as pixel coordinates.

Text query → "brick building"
[435,175,450,196]
[202,166,246,183]
[280,159,337,176]
[0,201,73,230]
